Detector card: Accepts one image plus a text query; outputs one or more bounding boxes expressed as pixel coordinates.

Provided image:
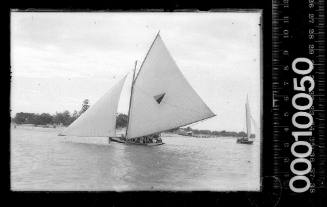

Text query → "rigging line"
[132,84,215,116]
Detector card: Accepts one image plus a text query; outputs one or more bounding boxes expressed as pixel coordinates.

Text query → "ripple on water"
[11,127,260,191]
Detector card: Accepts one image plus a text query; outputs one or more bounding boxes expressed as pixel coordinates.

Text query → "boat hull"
[109,137,126,143]
[109,137,164,146]
[236,137,253,144]
[125,141,165,146]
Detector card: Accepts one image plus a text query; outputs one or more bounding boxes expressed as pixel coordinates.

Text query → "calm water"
[11,126,260,191]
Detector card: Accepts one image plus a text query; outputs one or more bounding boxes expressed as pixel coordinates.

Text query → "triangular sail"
[126,34,215,138]
[246,96,251,139]
[60,76,127,137]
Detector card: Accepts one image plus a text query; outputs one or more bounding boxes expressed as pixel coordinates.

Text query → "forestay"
[126,34,215,139]
[61,76,127,137]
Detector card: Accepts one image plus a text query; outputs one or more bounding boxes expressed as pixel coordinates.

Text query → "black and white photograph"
[11,11,262,191]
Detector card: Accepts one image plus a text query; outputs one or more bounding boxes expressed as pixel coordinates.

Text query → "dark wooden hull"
[236,137,253,144]
[109,137,126,143]
[125,141,165,146]
[109,137,164,146]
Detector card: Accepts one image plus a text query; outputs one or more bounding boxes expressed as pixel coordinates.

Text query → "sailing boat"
[59,32,216,146]
[237,95,254,144]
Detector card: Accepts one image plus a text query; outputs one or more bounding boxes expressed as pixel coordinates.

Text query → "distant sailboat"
[59,32,216,146]
[237,95,254,144]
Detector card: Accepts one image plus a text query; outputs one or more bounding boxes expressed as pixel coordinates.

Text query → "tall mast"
[245,94,250,139]
[125,31,160,138]
[125,60,137,138]
[134,30,160,83]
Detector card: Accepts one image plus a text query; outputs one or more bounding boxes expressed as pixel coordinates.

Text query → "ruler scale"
[272,0,326,195]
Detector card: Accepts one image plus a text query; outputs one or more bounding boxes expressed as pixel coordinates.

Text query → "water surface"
[11,126,260,191]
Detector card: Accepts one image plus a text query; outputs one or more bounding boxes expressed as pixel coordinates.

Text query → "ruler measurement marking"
[272,0,326,194]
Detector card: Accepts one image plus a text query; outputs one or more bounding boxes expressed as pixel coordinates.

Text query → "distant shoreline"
[11,112,254,138]
[11,124,249,139]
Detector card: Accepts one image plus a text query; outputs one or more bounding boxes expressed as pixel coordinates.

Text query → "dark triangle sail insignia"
[154,93,166,104]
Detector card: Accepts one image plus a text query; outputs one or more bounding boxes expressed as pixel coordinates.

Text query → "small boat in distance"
[237,95,254,145]
[59,32,216,146]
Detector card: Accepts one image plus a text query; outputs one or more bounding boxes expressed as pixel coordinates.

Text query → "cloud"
[11,12,261,131]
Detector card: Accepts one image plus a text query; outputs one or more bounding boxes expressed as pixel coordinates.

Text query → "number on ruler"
[308,13,314,23]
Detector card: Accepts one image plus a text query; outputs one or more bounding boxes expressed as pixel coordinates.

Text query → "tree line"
[166,127,255,138]
[195,129,253,137]
[12,99,130,128]
[12,99,252,137]
[13,111,76,126]
[12,99,89,127]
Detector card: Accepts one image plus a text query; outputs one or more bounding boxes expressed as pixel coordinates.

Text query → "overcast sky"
[11,12,261,132]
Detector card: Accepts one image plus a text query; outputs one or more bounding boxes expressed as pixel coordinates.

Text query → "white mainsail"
[60,76,127,137]
[126,34,215,138]
[245,95,252,139]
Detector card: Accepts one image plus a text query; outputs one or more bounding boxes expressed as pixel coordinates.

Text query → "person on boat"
[148,135,154,144]
[120,134,124,141]
[144,136,149,144]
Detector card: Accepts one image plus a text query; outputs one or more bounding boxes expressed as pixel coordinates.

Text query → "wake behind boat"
[59,32,215,146]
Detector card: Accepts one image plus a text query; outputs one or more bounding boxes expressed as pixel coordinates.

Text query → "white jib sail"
[126,34,215,138]
[246,95,252,139]
[61,76,127,137]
